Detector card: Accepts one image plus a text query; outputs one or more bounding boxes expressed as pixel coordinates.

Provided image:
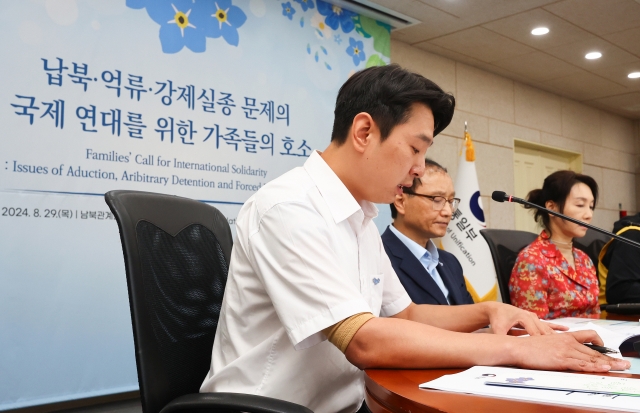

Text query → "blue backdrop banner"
[0,0,390,409]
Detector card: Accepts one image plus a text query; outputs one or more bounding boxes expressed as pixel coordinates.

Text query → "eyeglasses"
[403,189,461,213]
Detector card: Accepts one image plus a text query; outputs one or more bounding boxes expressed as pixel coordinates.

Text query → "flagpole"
[442,121,500,302]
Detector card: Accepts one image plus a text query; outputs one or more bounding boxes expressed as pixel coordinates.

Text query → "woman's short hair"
[526,170,599,230]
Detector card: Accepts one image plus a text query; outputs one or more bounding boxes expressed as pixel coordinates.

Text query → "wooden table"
[602,310,640,322]
[365,313,640,413]
[364,368,640,413]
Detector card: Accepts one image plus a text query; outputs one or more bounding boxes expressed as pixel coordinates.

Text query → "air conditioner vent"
[330,0,421,30]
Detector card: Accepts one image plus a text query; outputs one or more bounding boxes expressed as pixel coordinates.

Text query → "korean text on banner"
[0,0,391,410]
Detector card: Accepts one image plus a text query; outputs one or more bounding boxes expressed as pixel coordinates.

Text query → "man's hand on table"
[510,330,631,372]
[484,302,568,335]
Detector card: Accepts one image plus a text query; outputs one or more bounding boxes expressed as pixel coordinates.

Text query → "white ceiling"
[368,0,640,119]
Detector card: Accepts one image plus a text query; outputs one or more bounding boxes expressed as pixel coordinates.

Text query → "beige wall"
[392,39,640,232]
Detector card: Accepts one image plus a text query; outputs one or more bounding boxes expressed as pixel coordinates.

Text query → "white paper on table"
[547,317,640,340]
[567,322,627,359]
[420,366,640,412]
[534,318,640,361]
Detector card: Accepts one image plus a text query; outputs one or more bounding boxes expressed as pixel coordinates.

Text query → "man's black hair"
[390,158,449,219]
[331,64,455,144]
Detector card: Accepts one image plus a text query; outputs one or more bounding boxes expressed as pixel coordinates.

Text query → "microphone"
[491,191,640,250]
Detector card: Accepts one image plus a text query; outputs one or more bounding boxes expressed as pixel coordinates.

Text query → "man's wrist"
[496,335,520,365]
[478,301,500,323]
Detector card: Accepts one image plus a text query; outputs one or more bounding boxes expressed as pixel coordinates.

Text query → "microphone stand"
[497,194,640,250]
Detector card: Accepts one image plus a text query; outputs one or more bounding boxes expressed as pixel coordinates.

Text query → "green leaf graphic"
[365,54,386,68]
[353,15,372,38]
[359,16,390,57]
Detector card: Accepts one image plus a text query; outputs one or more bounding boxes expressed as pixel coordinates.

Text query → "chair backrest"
[480,229,538,305]
[105,190,233,413]
[574,228,611,269]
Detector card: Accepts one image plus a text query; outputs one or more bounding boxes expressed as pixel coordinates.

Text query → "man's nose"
[441,202,453,216]
[412,161,425,178]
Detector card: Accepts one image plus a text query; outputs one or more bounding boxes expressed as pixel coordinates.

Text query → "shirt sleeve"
[509,250,550,319]
[246,201,372,350]
[378,238,412,317]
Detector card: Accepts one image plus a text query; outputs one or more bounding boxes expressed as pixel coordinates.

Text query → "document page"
[548,318,640,363]
[485,370,640,396]
[420,366,640,412]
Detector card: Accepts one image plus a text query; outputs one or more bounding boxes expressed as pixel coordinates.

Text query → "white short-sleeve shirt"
[200,151,412,413]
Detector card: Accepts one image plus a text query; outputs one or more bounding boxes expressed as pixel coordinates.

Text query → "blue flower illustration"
[126,0,147,9]
[334,34,342,44]
[318,0,355,33]
[282,2,296,20]
[346,37,365,66]
[294,0,315,12]
[128,0,247,52]
[142,0,211,53]
[204,0,247,47]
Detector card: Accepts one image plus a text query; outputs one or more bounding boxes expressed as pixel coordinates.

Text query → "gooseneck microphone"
[491,190,640,250]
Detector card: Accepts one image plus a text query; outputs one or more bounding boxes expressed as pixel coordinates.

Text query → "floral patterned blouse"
[509,231,600,320]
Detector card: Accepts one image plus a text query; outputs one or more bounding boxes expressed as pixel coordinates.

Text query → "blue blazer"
[382,227,474,305]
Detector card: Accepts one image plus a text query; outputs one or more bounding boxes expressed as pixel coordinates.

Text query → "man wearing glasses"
[382,159,474,306]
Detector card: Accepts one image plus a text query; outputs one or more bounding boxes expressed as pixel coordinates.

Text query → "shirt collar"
[388,225,440,264]
[538,230,559,258]
[303,150,378,225]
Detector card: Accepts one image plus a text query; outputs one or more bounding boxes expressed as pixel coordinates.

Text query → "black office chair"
[574,228,611,270]
[105,190,313,413]
[480,229,538,305]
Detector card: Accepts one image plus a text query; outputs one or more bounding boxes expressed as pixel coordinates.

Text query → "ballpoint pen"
[584,343,619,354]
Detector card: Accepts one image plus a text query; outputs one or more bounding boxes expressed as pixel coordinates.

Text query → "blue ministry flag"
[441,128,500,302]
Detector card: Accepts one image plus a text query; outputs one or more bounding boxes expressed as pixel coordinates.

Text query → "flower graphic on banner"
[205,0,247,46]
[126,0,146,9]
[143,0,210,53]
[346,37,365,66]
[310,12,332,39]
[280,2,389,72]
[169,6,196,37]
[353,15,390,68]
[294,0,315,12]
[317,0,355,33]
[282,2,296,20]
[126,0,247,52]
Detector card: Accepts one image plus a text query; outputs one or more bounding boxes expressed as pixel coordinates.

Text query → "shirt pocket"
[367,273,383,316]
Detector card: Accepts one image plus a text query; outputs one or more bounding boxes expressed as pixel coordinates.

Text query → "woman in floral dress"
[509,170,600,320]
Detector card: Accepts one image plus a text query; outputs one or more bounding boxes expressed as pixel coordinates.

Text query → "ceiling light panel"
[531,27,549,35]
[585,52,602,59]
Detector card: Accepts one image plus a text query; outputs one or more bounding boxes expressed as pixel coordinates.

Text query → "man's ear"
[393,194,407,216]
[350,112,377,154]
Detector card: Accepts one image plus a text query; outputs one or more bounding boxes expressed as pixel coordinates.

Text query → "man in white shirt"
[201,64,628,413]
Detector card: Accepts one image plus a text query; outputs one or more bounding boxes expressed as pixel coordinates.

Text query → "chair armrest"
[159,392,314,413]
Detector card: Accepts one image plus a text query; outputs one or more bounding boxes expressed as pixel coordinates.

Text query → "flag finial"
[464,122,475,162]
